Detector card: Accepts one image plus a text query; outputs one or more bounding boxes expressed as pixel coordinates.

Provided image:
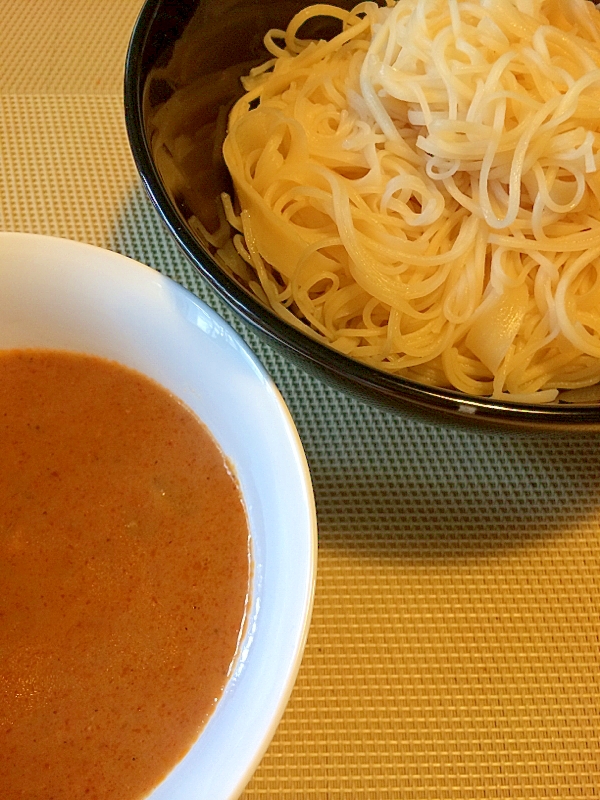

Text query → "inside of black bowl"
[124,0,600,432]
[140,0,357,235]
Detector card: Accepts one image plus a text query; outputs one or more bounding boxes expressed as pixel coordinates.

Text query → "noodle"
[221,0,600,402]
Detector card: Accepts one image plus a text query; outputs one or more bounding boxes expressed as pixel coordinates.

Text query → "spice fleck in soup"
[0,349,251,800]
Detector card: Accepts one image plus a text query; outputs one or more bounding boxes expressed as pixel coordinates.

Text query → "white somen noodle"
[221,0,600,403]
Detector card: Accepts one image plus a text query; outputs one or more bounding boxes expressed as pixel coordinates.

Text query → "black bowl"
[124,0,600,432]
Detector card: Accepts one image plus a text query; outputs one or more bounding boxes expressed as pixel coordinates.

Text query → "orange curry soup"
[0,350,251,800]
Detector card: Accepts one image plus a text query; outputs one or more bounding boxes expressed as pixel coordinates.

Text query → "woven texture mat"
[2,2,600,797]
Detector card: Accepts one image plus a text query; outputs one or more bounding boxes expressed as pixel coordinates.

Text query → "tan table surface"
[1,2,600,798]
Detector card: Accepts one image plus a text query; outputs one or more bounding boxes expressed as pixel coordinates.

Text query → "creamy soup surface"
[0,350,250,800]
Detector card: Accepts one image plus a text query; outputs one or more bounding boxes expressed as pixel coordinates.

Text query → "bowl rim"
[0,230,318,800]
[123,0,600,432]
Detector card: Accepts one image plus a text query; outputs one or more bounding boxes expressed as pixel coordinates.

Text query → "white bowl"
[0,231,317,800]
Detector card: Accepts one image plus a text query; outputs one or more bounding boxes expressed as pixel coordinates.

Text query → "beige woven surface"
[1,2,600,798]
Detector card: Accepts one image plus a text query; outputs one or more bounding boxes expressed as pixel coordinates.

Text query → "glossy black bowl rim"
[124,0,600,431]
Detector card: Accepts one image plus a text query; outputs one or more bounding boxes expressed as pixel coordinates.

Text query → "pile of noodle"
[221,0,600,403]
